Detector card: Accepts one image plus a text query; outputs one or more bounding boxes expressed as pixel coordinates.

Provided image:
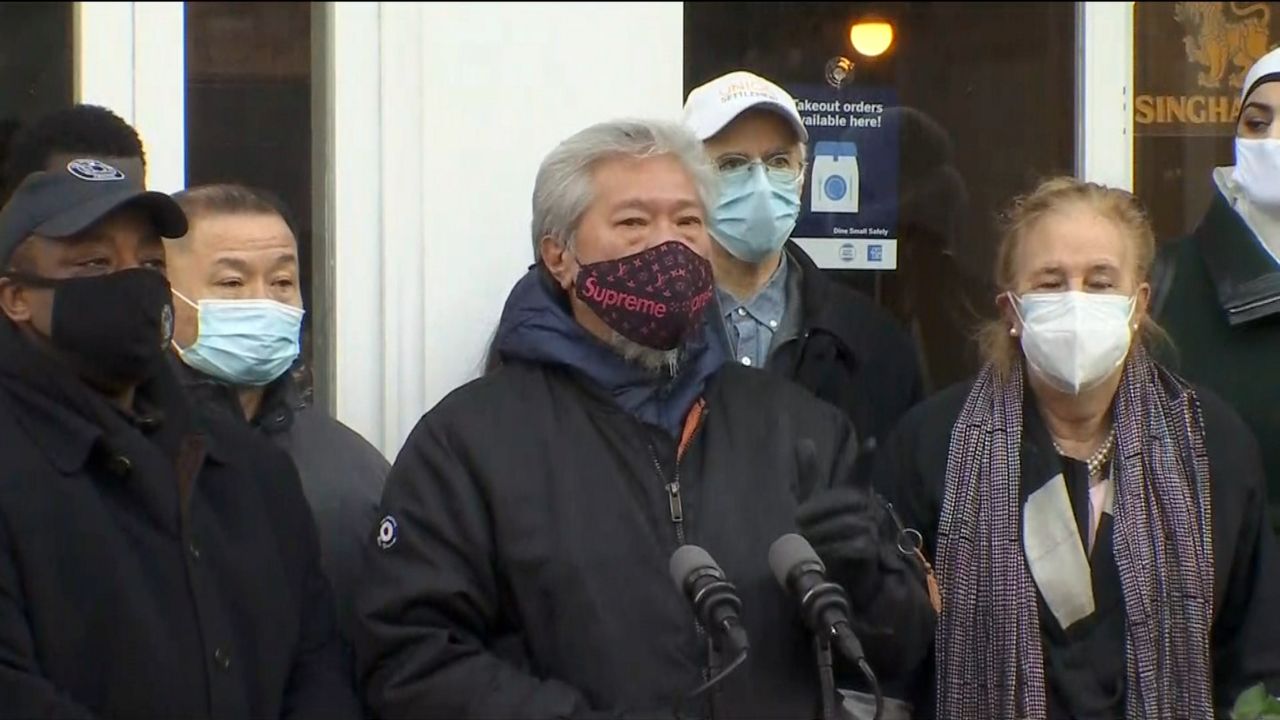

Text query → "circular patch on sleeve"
[376,515,399,549]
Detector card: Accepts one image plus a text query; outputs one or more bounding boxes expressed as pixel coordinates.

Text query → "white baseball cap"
[683,70,809,143]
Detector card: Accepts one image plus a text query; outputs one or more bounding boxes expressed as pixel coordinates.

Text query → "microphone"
[668,545,751,658]
[768,533,867,663]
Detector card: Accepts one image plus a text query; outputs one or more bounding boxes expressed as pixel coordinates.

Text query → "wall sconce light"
[849,19,894,57]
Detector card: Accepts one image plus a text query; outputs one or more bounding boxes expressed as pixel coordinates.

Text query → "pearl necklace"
[1053,429,1116,478]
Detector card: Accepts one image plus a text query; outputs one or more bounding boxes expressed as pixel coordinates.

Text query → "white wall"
[330,1,685,459]
[75,1,186,194]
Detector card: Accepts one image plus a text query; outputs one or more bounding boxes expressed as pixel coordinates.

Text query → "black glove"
[795,486,889,608]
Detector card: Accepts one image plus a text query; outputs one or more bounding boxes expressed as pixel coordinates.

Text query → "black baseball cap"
[0,158,187,265]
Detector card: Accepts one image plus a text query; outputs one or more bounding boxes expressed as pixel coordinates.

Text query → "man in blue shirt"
[684,70,923,481]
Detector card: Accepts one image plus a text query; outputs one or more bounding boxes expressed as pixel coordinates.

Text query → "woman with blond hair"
[873,177,1280,719]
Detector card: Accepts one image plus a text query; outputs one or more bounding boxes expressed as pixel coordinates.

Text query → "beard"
[607,330,683,377]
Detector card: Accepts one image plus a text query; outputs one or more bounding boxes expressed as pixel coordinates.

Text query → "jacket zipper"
[648,404,709,690]
[649,447,687,547]
[652,398,705,546]
[668,475,685,543]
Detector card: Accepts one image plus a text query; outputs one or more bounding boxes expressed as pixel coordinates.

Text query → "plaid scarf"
[934,347,1215,719]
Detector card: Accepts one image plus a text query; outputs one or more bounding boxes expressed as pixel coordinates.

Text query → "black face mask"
[11,268,175,387]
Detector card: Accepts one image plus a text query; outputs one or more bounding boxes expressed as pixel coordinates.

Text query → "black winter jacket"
[0,325,360,719]
[177,360,389,640]
[1152,187,1280,530]
[770,243,924,484]
[354,269,934,719]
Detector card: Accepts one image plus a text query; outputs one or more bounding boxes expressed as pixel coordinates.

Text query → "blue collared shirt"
[717,255,790,369]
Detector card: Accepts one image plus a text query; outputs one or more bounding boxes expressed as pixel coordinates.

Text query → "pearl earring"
[1009,326,1019,337]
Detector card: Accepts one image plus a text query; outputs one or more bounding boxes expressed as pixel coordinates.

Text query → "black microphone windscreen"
[768,533,824,588]
[669,544,717,591]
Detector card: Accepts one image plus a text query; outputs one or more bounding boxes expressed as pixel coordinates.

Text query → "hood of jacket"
[492,266,728,436]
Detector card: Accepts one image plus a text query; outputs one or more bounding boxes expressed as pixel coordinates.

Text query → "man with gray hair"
[354,118,934,719]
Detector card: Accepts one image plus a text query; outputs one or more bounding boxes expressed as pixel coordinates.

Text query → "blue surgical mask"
[710,163,802,263]
[174,291,305,387]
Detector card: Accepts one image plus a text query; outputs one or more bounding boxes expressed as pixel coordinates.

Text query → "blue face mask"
[174,291,305,387]
[709,163,802,263]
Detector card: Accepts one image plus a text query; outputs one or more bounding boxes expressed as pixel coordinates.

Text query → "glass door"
[685,1,1077,392]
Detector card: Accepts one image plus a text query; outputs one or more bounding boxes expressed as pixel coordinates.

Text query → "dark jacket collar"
[1,379,102,474]
[172,355,303,435]
[1193,187,1280,325]
[783,241,862,368]
[0,322,227,473]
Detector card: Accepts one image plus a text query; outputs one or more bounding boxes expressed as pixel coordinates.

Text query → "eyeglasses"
[714,152,806,183]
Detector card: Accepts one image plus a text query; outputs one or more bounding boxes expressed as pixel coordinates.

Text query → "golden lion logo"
[1175,2,1273,89]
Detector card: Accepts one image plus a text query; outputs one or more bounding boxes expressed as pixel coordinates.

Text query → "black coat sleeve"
[867,394,951,713]
[353,416,593,720]
[871,408,941,555]
[1209,422,1280,711]
[899,337,926,415]
[819,410,937,693]
[269,449,364,720]
[0,508,97,720]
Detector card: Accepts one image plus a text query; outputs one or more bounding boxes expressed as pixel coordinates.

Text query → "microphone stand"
[678,634,746,720]
[814,634,838,720]
[706,636,722,720]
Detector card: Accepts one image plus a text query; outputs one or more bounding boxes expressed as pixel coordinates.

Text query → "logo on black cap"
[66,158,125,182]
[160,303,175,347]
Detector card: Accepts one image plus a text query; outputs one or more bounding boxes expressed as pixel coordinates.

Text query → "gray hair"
[530,118,718,257]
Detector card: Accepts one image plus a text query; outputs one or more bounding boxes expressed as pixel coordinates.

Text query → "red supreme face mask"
[575,240,715,351]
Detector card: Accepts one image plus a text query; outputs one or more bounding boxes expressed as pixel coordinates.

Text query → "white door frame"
[326,1,427,459]
[74,1,186,193]
[1076,1,1135,189]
